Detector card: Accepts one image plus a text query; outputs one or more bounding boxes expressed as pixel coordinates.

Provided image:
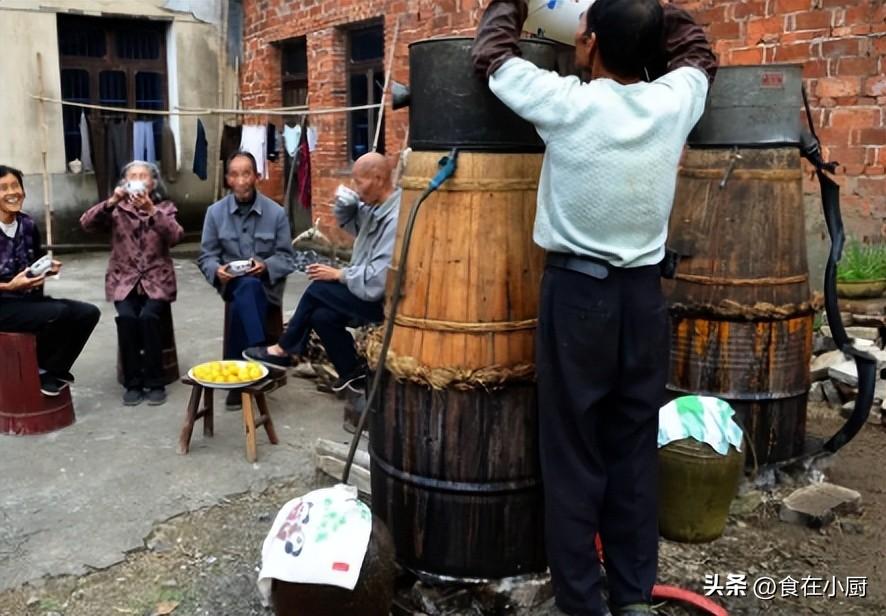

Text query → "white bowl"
[335,184,360,205]
[227,259,253,276]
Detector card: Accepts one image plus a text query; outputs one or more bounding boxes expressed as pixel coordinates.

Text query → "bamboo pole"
[372,17,401,153]
[35,53,53,259]
[213,0,230,201]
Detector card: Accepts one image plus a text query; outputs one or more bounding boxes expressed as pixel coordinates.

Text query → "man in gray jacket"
[244,152,400,392]
[198,151,296,406]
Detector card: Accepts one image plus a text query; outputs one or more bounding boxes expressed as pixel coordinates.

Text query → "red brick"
[784,28,834,43]
[802,58,830,78]
[866,166,886,176]
[775,0,811,13]
[745,16,783,43]
[857,128,886,145]
[836,56,880,77]
[731,46,765,64]
[732,1,765,19]
[864,76,886,97]
[710,20,742,39]
[816,76,861,97]
[789,10,832,31]
[773,41,813,60]
[820,38,865,57]
[830,108,882,130]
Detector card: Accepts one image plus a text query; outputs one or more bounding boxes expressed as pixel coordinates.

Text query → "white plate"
[187,360,269,389]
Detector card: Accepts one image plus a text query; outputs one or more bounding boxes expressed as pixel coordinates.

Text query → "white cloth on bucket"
[257,484,372,604]
[658,395,744,455]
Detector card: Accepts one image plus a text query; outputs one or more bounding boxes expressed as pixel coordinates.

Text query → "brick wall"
[242,0,886,245]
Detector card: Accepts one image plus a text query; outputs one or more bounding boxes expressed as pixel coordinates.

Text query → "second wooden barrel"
[665,147,814,464]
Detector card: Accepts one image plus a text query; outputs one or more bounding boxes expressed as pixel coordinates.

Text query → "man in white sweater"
[472,2,717,615]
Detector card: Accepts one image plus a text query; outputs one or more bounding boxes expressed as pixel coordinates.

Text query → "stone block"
[809,381,825,403]
[810,350,845,380]
[822,380,844,408]
[779,483,862,528]
[829,360,858,387]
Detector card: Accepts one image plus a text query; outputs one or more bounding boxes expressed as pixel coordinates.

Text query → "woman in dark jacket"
[81,161,184,406]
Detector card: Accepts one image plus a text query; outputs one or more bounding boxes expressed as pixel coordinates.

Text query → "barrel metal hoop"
[666,385,810,401]
[399,177,539,192]
[369,448,540,494]
[678,169,803,182]
[674,273,809,287]
[392,314,538,333]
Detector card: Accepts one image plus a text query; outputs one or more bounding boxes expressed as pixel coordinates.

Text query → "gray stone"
[810,350,845,380]
[779,483,862,528]
[846,326,880,341]
[821,324,880,341]
[821,380,844,408]
[828,361,858,387]
[851,314,886,327]
[813,333,838,354]
[809,381,825,403]
[486,574,554,612]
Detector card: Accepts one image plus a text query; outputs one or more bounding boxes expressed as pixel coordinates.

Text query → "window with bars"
[346,22,385,161]
[57,15,168,164]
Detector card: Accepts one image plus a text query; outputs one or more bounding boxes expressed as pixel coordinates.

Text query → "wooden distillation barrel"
[367,38,555,580]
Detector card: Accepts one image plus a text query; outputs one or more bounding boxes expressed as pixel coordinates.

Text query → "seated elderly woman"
[0,164,100,396]
[81,161,184,406]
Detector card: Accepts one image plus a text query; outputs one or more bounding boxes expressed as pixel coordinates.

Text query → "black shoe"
[39,374,67,397]
[146,387,167,406]
[242,346,292,370]
[613,604,653,616]
[225,389,242,411]
[331,369,367,393]
[123,388,144,406]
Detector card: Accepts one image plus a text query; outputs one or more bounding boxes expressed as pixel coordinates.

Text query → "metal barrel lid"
[688,64,805,148]
[407,37,559,152]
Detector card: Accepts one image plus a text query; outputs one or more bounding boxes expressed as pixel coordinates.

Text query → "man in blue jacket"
[472,1,717,615]
[244,152,400,393]
[198,151,296,408]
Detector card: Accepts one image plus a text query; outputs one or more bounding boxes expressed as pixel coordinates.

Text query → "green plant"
[837,240,886,282]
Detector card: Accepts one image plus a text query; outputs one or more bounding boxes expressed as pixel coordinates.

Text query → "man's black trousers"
[536,262,668,616]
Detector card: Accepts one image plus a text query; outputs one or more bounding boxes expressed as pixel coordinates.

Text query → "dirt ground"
[0,407,882,616]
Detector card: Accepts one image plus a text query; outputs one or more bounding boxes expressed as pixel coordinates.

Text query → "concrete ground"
[0,246,348,592]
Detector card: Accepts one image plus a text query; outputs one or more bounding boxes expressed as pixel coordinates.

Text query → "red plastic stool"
[0,332,75,435]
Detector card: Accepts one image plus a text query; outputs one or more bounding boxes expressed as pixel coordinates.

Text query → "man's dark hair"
[0,165,25,190]
[587,0,664,80]
[225,150,258,175]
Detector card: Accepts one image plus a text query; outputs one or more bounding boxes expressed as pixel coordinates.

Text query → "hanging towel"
[160,118,178,182]
[296,138,311,209]
[220,124,243,162]
[193,119,208,180]
[266,123,279,162]
[79,112,93,172]
[240,124,268,178]
[283,124,301,158]
[306,127,318,152]
[133,120,157,163]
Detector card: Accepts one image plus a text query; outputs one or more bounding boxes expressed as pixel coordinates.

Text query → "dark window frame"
[345,20,385,162]
[57,14,169,164]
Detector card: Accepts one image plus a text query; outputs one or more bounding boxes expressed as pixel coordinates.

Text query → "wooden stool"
[115,302,180,386]
[178,372,286,462]
[222,302,284,356]
[0,332,75,435]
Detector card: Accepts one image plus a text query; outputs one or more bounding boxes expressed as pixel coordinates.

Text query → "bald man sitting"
[244,153,401,392]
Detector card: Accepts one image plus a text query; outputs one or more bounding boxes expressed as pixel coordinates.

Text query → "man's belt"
[545,252,610,280]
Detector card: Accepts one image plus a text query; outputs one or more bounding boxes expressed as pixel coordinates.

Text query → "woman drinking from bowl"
[81,161,184,406]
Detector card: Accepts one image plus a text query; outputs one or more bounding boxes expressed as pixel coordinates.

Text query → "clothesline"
[29,95,383,118]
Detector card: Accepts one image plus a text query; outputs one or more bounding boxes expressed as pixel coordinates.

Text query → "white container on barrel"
[524,0,594,46]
